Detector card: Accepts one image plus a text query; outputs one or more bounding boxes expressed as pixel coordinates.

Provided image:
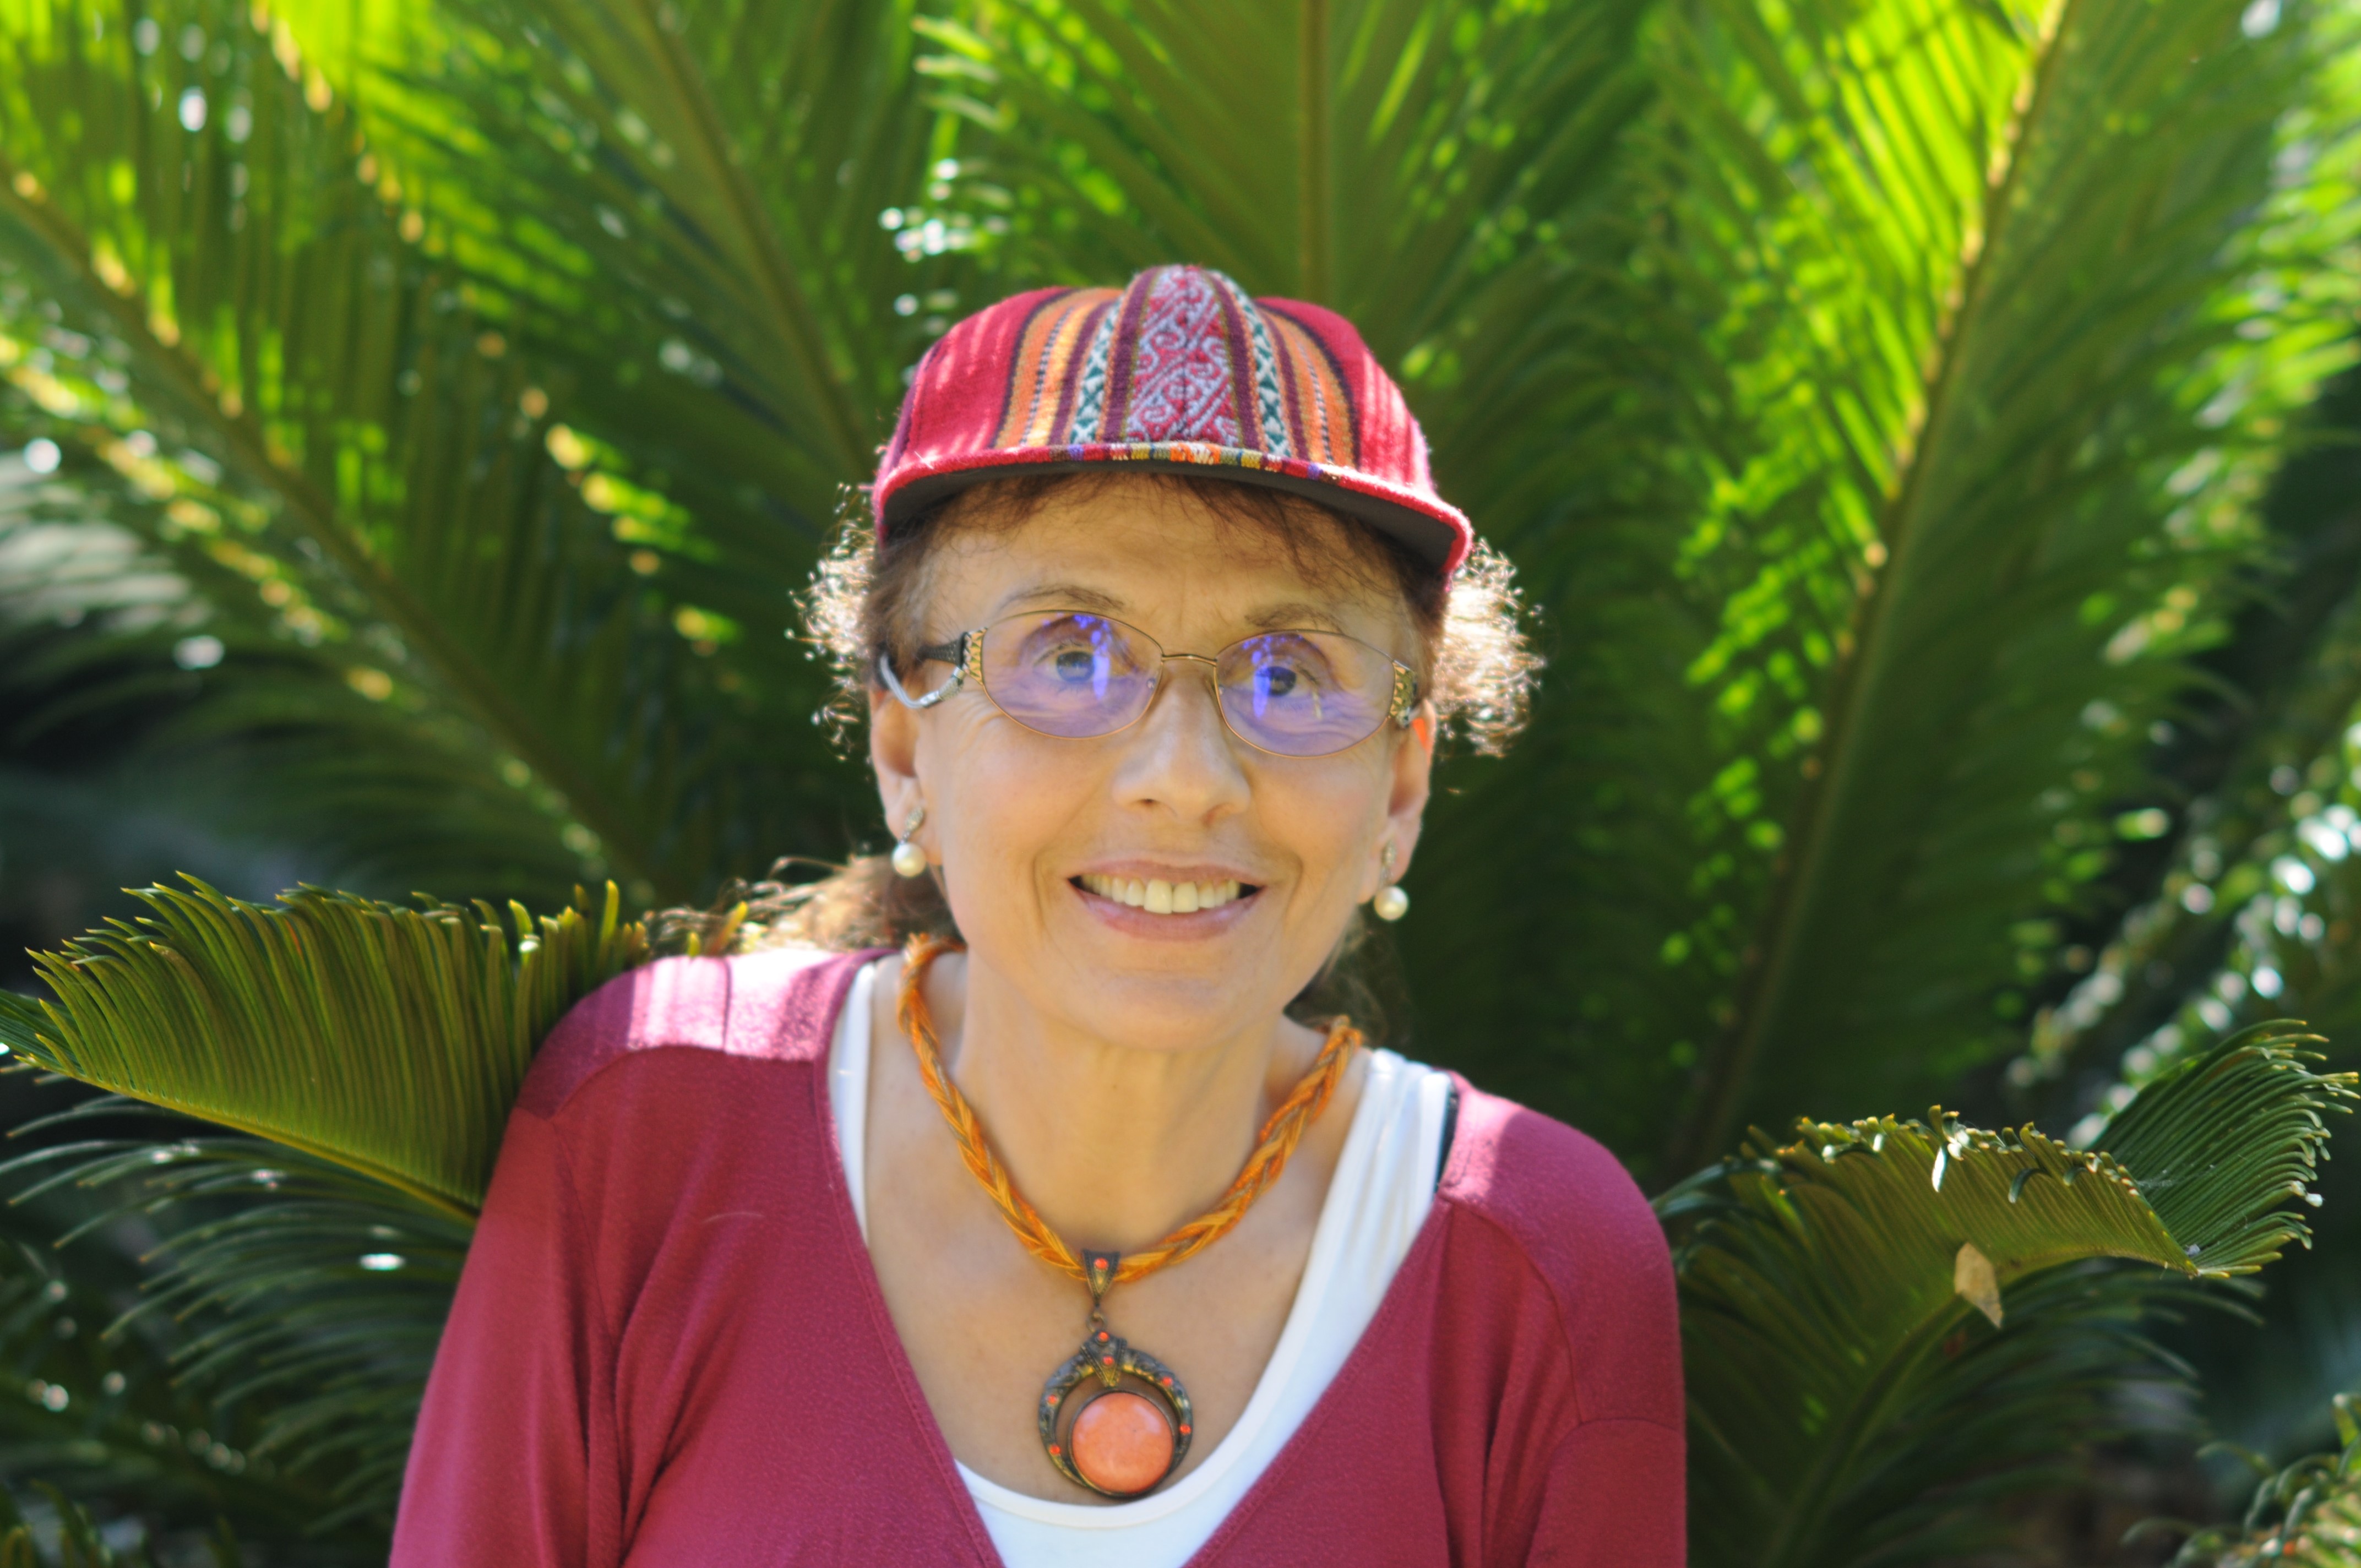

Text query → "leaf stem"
[1670,0,2081,1174]
[625,0,873,480]
[1298,0,1331,302]
[1756,1302,1966,1567]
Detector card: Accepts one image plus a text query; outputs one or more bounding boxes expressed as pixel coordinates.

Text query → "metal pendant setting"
[1037,1251,1194,1499]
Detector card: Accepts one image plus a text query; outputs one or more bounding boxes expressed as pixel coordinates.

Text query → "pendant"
[1038,1251,1194,1499]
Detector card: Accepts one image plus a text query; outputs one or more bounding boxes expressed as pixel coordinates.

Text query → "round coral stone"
[1070,1391,1173,1495]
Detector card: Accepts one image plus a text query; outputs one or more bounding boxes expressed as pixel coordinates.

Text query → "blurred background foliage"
[0,0,2359,1560]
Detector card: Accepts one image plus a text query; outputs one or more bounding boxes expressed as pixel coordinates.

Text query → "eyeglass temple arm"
[877,631,978,711]
[1389,663,1421,729]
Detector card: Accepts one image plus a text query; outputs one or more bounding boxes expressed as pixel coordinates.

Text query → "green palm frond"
[0,0,857,907]
[2099,1024,2351,1265]
[0,883,647,1217]
[2024,676,2361,1466]
[1671,1022,2355,1568]
[1646,0,2361,1170]
[438,0,933,441]
[2001,360,2361,1117]
[0,1182,365,1559]
[1,1105,468,1535]
[0,435,589,900]
[923,0,1650,326]
[353,0,960,579]
[2163,1395,2361,1566]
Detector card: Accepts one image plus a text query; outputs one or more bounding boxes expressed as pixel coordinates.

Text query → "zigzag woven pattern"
[874,265,1473,576]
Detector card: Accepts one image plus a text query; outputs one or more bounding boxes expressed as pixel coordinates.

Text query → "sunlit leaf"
[0,880,648,1215]
[1671,1021,2356,1567]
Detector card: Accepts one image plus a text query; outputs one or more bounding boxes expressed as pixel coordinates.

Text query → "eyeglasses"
[877,611,1421,759]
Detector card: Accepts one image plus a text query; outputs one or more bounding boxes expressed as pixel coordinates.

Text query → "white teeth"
[1079,875,1244,913]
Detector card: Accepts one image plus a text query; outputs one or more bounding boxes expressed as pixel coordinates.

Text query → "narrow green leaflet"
[1671,1022,2356,1568]
[0,881,648,1216]
[2166,1396,2361,1566]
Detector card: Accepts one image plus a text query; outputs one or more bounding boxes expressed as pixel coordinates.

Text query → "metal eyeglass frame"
[875,613,1422,758]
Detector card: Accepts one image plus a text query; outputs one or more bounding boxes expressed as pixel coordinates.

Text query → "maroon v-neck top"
[390,948,1685,1566]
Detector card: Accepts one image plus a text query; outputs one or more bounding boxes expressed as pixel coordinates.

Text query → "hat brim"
[877,449,1468,576]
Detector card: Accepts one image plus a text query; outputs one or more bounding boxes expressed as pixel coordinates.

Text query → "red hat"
[872,265,1472,577]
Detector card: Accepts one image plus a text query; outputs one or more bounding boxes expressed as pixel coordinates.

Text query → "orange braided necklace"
[895,933,1361,1499]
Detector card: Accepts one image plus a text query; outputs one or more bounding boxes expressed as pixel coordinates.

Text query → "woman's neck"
[910,949,1326,1251]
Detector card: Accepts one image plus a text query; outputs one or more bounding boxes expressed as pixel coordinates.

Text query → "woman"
[391,265,1684,1565]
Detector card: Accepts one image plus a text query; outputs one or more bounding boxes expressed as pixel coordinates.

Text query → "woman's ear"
[1375,701,1436,894]
[871,683,923,832]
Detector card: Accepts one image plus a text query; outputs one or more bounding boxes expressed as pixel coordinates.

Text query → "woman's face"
[870,481,1434,1053]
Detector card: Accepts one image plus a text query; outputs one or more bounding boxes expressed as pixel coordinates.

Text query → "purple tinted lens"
[1218,633,1390,756]
[983,613,1156,738]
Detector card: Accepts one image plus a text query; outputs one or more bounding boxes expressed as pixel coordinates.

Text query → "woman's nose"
[1113,660,1252,820]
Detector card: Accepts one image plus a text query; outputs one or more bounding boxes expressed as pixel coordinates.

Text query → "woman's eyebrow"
[1246,601,1348,633]
[994,581,1128,615]
[988,585,1352,634]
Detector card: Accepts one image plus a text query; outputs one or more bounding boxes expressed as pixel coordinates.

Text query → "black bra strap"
[1433,1082,1462,1193]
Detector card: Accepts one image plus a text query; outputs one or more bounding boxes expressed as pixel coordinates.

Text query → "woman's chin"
[1024,883,1302,1042]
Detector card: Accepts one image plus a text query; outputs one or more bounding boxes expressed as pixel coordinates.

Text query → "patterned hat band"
[873,265,1473,577]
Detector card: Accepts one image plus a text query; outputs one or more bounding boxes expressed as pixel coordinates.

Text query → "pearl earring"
[890,805,929,879]
[1372,842,1409,922]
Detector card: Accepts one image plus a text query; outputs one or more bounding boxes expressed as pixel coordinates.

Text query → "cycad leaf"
[0,1180,353,1548]
[2103,1021,2352,1270]
[0,431,593,903]
[1657,0,2361,1168]
[931,0,1649,329]
[367,0,955,524]
[1673,1021,2355,1568]
[0,882,648,1216]
[0,1108,471,1534]
[0,0,857,906]
[2163,1395,2361,1565]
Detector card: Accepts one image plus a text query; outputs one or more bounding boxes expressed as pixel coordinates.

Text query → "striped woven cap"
[873,265,1472,577]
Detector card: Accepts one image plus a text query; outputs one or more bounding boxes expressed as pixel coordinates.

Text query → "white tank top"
[827,959,1454,1568]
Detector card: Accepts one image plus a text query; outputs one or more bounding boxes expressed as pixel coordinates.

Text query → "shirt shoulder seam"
[512,1102,623,1366]
[536,1036,818,1124]
[1432,1191,1617,1430]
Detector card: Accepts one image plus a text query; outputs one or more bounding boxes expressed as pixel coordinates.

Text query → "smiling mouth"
[1073,873,1258,915]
